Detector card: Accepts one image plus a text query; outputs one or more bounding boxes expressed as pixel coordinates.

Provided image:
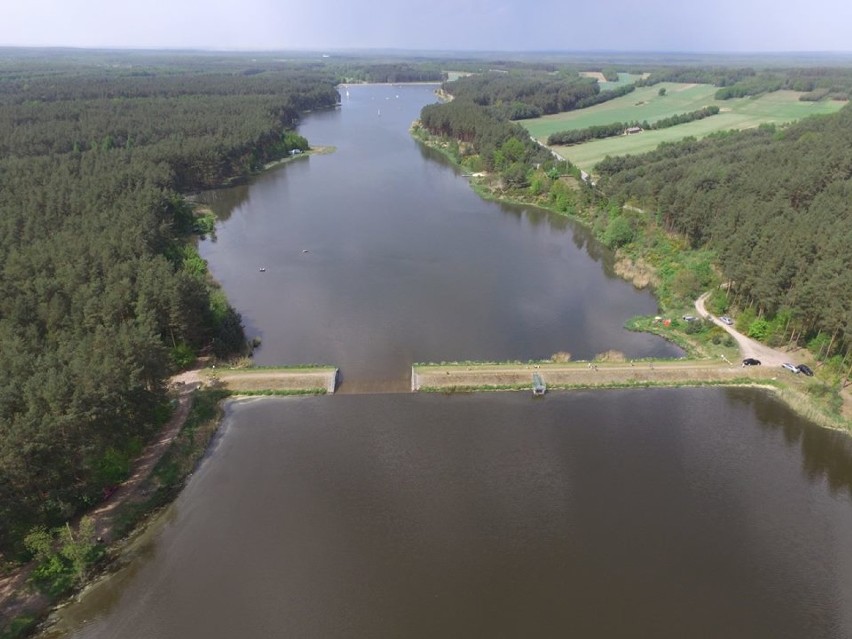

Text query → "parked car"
[682,315,698,322]
[797,364,814,377]
[782,362,800,373]
[720,316,733,325]
[742,358,761,366]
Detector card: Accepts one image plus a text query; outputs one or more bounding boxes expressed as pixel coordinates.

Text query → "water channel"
[51,84,852,638]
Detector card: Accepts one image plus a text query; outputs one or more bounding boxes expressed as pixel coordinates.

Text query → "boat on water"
[532,372,546,396]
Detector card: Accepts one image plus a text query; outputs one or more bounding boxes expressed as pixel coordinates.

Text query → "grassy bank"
[202,366,338,394]
[419,378,775,394]
[413,360,778,391]
[411,129,850,433]
[0,389,229,639]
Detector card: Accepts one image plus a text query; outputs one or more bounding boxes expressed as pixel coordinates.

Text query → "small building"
[625,126,643,135]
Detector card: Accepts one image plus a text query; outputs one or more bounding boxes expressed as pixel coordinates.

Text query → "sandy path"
[87,382,199,542]
[0,377,201,628]
[695,293,791,367]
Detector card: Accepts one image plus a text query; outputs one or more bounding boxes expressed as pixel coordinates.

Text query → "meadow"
[522,83,846,173]
[599,72,646,90]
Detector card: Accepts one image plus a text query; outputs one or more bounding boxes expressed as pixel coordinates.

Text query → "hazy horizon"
[4,0,851,54]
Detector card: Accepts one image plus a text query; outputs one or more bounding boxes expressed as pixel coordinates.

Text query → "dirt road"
[695,293,791,367]
[0,377,202,629]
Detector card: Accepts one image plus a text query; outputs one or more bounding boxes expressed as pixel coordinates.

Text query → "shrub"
[747,318,770,341]
[604,216,634,248]
[24,518,103,597]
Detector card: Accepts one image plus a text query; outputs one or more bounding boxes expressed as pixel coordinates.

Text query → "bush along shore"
[0,388,228,638]
[411,113,851,432]
[0,55,349,636]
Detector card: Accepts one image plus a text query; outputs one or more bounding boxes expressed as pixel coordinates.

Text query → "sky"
[3,0,851,53]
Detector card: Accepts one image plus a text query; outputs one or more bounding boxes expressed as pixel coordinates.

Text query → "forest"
[3,49,851,556]
[418,99,558,186]
[438,71,633,120]
[0,53,366,554]
[596,106,852,357]
[636,65,852,100]
[420,67,850,376]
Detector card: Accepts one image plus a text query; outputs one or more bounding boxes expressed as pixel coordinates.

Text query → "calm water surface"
[55,391,852,638]
[197,84,678,389]
[52,85,852,638]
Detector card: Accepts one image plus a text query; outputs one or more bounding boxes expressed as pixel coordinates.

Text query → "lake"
[51,84,852,639]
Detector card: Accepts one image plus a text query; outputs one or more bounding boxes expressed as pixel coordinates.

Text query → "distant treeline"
[547,106,720,145]
[637,66,852,100]
[336,63,445,83]
[440,71,635,120]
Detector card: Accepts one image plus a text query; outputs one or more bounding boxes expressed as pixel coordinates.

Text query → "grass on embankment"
[413,359,849,431]
[411,128,850,433]
[413,359,777,392]
[201,365,338,394]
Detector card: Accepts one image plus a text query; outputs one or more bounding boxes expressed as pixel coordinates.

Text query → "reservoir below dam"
[51,84,852,639]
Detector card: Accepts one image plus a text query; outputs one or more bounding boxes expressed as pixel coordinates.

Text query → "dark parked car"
[797,364,814,376]
[742,358,761,366]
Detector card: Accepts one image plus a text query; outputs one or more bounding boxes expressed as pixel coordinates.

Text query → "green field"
[522,83,846,174]
[598,72,645,90]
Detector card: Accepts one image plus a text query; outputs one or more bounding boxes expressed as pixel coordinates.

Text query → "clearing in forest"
[522,83,845,174]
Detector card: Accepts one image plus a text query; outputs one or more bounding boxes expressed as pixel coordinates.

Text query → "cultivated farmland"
[522,83,846,174]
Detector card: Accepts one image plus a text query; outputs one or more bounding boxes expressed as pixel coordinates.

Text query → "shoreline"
[4,82,848,639]
[410,127,851,433]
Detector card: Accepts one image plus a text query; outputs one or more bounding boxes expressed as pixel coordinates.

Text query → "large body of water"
[196,83,678,390]
[53,85,852,638]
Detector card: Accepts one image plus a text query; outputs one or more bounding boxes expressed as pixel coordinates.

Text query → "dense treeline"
[713,74,783,99]
[0,58,343,553]
[635,66,756,88]
[572,83,636,110]
[418,100,558,186]
[601,67,620,82]
[651,105,720,128]
[547,106,720,145]
[638,66,852,100]
[440,71,601,119]
[420,62,850,372]
[336,63,445,83]
[597,106,852,357]
[548,122,629,145]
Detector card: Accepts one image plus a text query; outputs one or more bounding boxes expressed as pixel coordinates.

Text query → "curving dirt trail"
[695,293,791,367]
